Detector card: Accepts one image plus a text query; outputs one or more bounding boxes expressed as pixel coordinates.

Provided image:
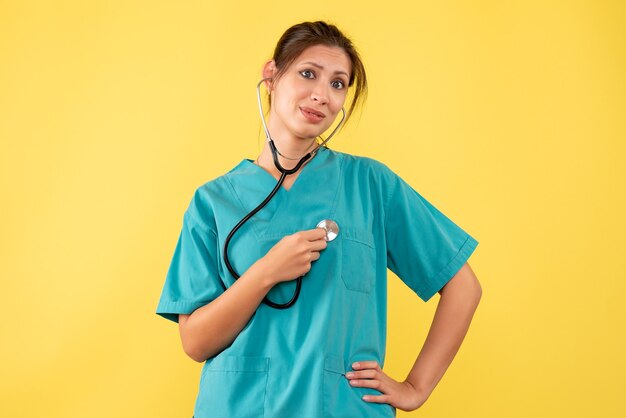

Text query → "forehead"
[293,44,352,76]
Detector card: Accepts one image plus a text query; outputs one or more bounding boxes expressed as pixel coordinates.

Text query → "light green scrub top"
[156,146,478,418]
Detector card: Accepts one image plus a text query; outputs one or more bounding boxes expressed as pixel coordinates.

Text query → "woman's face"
[265,44,352,141]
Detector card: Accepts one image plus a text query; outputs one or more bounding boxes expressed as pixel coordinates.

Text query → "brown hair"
[267,20,368,129]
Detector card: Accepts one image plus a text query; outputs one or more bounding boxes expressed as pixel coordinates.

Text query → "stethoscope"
[222,78,346,309]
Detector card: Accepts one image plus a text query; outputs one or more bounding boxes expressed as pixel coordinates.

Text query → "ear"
[261,59,277,91]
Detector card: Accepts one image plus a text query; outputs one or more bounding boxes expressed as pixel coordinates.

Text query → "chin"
[293,128,325,141]
[304,132,326,141]
[303,124,334,139]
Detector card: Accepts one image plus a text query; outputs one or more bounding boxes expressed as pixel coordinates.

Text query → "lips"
[300,106,325,118]
[300,106,326,123]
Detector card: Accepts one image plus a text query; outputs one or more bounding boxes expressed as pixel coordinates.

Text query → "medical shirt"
[156,146,479,418]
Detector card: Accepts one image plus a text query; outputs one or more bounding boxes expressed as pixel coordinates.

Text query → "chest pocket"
[341,227,376,293]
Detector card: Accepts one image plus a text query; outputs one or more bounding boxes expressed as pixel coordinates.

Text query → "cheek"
[330,93,347,113]
[291,83,311,101]
[273,94,293,116]
[277,84,307,109]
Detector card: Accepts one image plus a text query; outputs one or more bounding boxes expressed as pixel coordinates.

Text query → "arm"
[404,262,482,399]
[178,228,328,363]
[346,262,481,411]
[178,260,274,363]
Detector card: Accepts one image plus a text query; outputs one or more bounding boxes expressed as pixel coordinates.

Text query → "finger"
[313,227,329,240]
[351,361,381,371]
[310,239,328,251]
[362,394,391,404]
[301,228,328,240]
[345,369,377,380]
[349,378,382,390]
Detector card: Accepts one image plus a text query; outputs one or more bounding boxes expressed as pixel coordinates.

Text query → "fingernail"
[353,362,360,368]
[345,372,354,378]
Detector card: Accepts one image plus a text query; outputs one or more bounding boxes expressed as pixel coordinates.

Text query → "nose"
[310,82,329,105]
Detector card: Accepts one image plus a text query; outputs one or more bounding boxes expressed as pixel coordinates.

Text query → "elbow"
[182,338,222,363]
[179,314,212,363]
[180,330,209,363]
[180,336,203,362]
[184,345,207,363]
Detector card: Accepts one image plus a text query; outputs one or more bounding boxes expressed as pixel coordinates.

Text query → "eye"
[300,69,314,79]
[331,80,346,90]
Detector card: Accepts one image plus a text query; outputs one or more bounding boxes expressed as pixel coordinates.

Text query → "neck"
[255,114,319,172]
[255,139,319,173]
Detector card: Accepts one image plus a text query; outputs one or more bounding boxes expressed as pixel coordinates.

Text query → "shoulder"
[328,148,395,177]
[328,148,399,187]
[183,160,247,233]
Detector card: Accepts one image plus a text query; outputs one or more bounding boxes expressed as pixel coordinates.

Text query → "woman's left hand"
[345,361,430,412]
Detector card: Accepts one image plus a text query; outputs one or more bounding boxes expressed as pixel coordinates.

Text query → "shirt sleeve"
[383,168,479,302]
[156,192,226,324]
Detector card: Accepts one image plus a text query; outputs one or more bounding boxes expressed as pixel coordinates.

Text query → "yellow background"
[1,1,624,417]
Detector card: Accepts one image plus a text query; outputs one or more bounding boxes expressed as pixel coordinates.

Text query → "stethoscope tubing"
[222,151,311,309]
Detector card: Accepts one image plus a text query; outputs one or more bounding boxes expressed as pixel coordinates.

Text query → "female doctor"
[156,20,482,418]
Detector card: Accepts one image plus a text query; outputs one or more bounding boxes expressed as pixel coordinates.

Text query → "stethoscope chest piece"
[316,219,339,241]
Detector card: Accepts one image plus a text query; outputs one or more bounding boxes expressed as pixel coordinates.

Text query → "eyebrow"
[300,61,350,79]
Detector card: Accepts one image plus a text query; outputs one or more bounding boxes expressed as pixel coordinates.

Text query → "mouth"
[299,106,326,123]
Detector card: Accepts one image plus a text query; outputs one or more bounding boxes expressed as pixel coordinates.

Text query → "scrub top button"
[316,219,339,241]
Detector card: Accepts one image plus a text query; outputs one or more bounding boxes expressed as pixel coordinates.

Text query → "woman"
[156,20,481,418]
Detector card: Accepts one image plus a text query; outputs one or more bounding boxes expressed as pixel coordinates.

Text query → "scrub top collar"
[240,145,331,193]
[224,146,341,240]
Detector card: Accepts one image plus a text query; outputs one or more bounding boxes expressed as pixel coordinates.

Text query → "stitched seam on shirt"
[430,235,471,280]
[426,235,476,295]
[223,175,262,240]
[262,359,269,418]
[327,150,345,220]
[383,169,395,234]
[184,210,217,237]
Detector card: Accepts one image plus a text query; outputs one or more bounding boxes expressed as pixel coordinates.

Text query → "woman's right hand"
[257,227,328,286]
[179,227,328,362]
